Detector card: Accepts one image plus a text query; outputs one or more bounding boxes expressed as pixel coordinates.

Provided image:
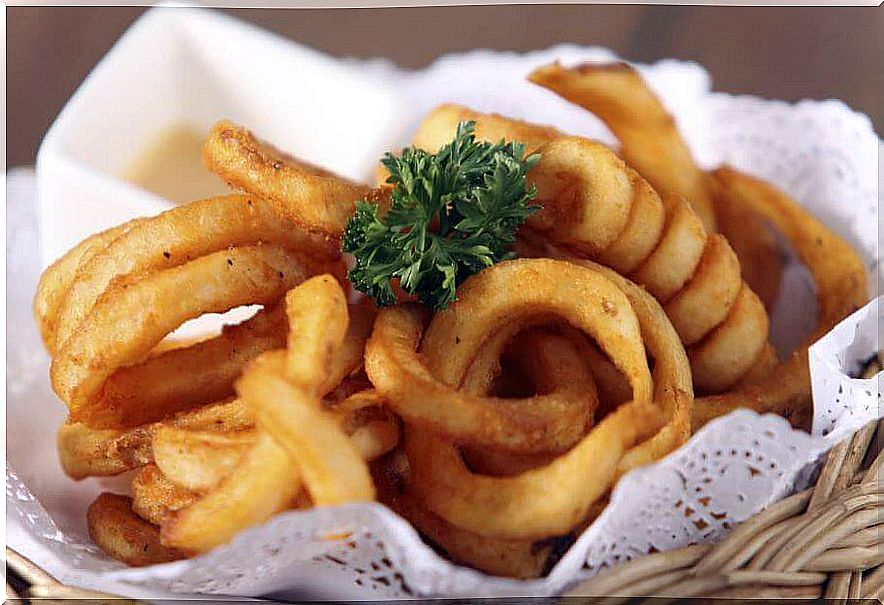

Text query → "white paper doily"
[7,41,881,600]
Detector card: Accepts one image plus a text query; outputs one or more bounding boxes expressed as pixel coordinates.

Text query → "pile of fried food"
[34,62,868,579]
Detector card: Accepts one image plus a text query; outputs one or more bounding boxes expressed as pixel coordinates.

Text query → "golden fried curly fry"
[163,279,387,553]
[390,486,563,579]
[160,431,302,554]
[663,234,742,346]
[283,275,350,393]
[152,427,256,492]
[529,62,786,308]
[87,492,183,566]
[460,328,599,476]
[428,254,691,476]
[51,195,340,352]
[93,305,286,429]
[202,120,389,237]
[368,262,651,454]
[568,258,694,476]
[412,103,561,156]
[131,464,200,525]
[57,422,153,479]
[57,399,253,479]
[420,258,651,406]
[52,244,311,424]
[249,276,375,504]
[711,173,784,310]
[406,399,661,540]
[331,389,401,462]
[240,352,376,505]
[527,136,635,253]
[689,283,769,393]
[692,167,868,428]
[411,107,768,394]
[401,258,687,542]
[34,219,144,354]
[324,301,377,394]
[528,62,717,232]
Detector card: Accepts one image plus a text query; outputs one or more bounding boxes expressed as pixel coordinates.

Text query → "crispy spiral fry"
[370,258,688,568]
[42,76,868,578]
[411,106,770,394]
[35,195,343,428]
[35,218,145,355]
[690,168,867,428]
[52,244,310,424]
[74,275,393,558]
[527,62,717,232]
[202,121,390,238]
[161,276,396,554]
[527,61,785,310]
[366,260,652,454]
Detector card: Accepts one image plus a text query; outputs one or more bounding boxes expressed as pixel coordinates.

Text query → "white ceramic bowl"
[36,4,404,267]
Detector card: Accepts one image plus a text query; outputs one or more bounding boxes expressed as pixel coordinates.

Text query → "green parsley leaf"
[342,121,540,310]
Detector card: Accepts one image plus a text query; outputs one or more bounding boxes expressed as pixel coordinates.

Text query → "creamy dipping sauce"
[123,124,231,204]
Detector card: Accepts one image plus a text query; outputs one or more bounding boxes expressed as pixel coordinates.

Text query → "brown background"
[7,5,882,167]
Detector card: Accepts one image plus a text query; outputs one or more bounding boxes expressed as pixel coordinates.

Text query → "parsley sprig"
[342,121,540,310]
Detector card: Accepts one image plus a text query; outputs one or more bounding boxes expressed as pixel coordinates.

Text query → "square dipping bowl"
[36,5,403,267]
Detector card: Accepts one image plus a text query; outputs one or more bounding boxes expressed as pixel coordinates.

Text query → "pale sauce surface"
[123,125,231,204]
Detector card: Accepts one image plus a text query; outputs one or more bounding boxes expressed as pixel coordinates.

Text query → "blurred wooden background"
[7,5,882,167]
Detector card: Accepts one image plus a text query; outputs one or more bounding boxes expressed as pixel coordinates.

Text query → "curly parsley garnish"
[342,121,540,310]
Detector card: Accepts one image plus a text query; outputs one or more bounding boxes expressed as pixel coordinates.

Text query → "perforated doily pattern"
[7,46,881,599]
